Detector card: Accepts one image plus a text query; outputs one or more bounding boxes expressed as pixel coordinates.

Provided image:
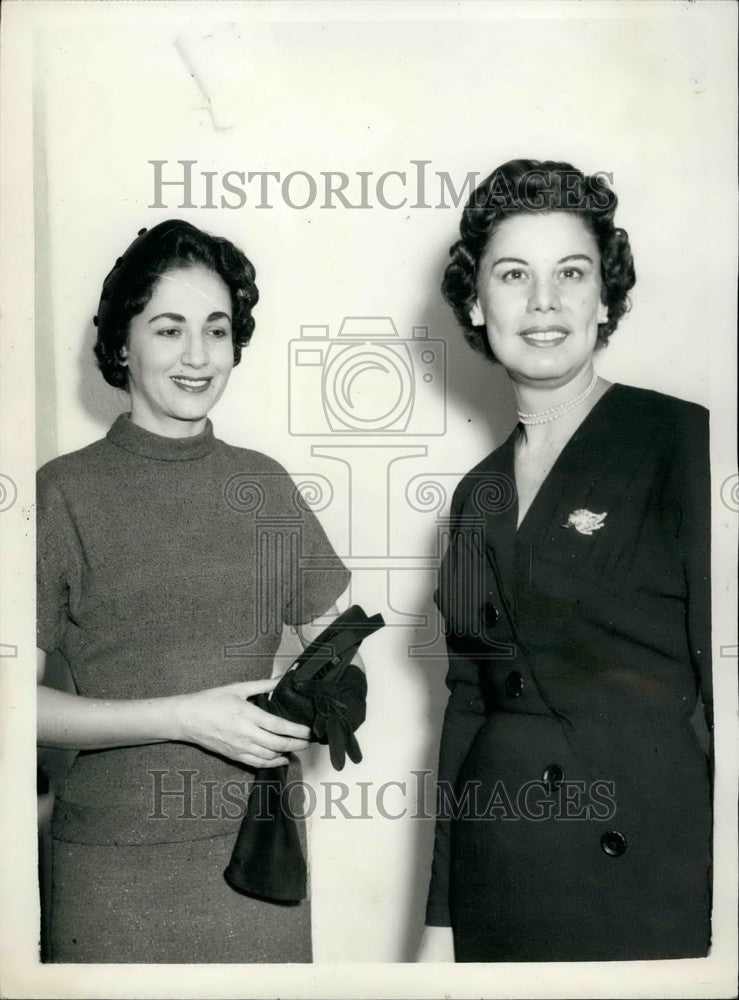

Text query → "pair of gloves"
[223,605,384,904]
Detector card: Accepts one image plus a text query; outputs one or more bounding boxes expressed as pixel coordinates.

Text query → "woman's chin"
[166,388,223,420]
[507,363,581,388]
[504,350,595,385]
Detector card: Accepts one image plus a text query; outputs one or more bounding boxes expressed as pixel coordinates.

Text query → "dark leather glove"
[223,605,383,903]
[268,662,367,770]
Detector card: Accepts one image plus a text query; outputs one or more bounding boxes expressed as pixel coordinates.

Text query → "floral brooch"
[563,509,607,536]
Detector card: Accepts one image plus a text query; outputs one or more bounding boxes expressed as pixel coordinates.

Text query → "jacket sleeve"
[424,659,486,926]
[424,482,487,927]
[672,404,713,755]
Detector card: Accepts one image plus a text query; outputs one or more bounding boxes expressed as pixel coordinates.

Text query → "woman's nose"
[180,332,208,367]
[527,277,561,312]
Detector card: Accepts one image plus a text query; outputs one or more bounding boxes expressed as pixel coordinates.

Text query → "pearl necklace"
[517,372,599,426]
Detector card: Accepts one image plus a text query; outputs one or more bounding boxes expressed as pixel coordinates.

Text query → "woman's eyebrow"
[148,312,185,324]
[492,256,528,267]
[491,253,595,268]
[147,311,232,324]
[559,254,594,264]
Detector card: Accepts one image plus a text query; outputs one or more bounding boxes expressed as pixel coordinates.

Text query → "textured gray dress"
[37,414,350,962]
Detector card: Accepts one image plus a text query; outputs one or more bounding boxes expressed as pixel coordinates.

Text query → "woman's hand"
[417,925,455,962]
[174,678,312,769]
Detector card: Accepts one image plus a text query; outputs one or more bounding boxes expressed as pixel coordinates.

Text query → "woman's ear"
[597,298,609,325]
[118,345,128,367]
[469,299,485,327]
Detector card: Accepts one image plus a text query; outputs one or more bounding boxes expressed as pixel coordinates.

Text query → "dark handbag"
[223,605,384,903]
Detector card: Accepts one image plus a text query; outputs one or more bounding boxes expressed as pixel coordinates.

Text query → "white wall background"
[29,0,736,974]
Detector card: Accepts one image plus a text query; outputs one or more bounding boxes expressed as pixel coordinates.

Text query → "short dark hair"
[93,220,259,389]
[441,159,636,362]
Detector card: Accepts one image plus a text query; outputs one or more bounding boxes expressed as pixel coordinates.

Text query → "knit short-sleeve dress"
[37,413,350,963]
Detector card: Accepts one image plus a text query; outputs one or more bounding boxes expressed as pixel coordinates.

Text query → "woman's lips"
[170,376,213,393]
[519,326,569,348]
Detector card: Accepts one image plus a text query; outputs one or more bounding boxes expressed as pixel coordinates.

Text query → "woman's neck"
[513,365,596,417]
[128,407,209,439]
[514,372,612,450]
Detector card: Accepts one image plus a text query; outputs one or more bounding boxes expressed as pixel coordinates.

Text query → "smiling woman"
[469,212,609,388]
[419,161,713,963]
[36,221,352,963]
[120,264,236,435]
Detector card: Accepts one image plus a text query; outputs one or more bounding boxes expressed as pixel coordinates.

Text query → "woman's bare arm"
[36,647,310,767]
[38,653,189,750]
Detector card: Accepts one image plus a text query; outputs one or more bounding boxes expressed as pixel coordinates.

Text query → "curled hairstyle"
[93,220,259,389]
[441,159,636,362]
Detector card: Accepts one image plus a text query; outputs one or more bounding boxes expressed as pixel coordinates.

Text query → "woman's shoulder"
[449,427,517,521]
[611,382,709,429]
[36,437,112,493]
[212,439,307,507]
[213,438,291,476]
[608,383,709,460]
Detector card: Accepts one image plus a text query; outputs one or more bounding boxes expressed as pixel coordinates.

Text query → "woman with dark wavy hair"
[36,220,351,962]
[419,160,712,962]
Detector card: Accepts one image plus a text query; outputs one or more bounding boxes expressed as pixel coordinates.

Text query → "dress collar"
[512,381,622,539]
[106,413,215,461]
[478,383,624,593]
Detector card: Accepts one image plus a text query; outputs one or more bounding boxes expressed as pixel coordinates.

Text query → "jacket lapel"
[479,432,518,623]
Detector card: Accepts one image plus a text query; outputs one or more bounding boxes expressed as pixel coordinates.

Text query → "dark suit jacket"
[425,383,712,961]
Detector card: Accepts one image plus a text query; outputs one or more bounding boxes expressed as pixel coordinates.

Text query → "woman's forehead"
[145,264,232,314]
[486,211,599,259]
